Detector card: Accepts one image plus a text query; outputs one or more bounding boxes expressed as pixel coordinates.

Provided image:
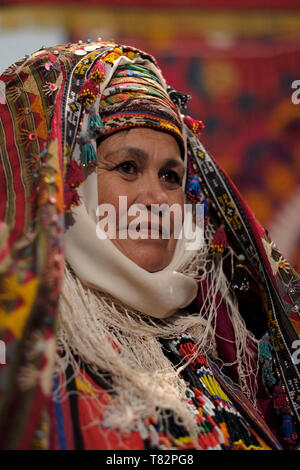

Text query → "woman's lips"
[138,222,161,234]
[119,222,168,237]
[130,222,162,236]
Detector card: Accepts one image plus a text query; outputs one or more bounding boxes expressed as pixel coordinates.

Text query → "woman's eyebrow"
[163,158,185,174]
[104,146,185,172]
[102,147,146,163]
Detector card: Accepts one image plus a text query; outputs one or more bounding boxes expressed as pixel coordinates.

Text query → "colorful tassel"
[90,61,106,83]
[78,78,100,106]
[258,332,273,362]
[186,174,202,203]
[258,333,276,388]
[88,107,104,135]
[184,115,205,139]
[231,255,250,292]
[280,414,298,449]
[210,226,228,254]
[80,136,98,166]
[65,159,84,188]
[64,187,81,212]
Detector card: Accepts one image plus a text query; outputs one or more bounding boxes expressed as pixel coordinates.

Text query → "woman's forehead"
[98,128,183,161]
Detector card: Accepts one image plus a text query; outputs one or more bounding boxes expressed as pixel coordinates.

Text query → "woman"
[0,40,299,450]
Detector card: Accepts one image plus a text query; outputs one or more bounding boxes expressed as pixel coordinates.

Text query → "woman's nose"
[136,173,169,207]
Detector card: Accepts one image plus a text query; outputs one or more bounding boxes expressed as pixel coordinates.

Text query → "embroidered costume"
[0,40,299,450]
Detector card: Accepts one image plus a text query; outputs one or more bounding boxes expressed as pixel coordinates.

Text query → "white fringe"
[54,224,259,439]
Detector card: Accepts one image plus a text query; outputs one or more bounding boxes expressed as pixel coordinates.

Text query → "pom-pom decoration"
[64,187,81,212]
[186,174,202,204]
[184,115,205,139]
[280,414,298,450]
[90,61,106,84]
[78,78,100,106]
[63,159,84,213]
[65,159,84,188]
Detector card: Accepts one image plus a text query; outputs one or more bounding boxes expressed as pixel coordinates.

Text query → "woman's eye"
[161,170,181,185]
[116,161,137,175]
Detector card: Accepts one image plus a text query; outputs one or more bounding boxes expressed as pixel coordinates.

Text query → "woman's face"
[97,128,185,272]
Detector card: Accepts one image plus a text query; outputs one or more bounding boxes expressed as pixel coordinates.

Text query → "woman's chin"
[129,248,170,272]
[135,257,167,272]
[112,239,172,272]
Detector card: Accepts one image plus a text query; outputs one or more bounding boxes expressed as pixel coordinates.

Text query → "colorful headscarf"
[98,63,186,154]
[0,40,299,449]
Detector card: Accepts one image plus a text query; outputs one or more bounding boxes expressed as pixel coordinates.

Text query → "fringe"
[54,223,259,438]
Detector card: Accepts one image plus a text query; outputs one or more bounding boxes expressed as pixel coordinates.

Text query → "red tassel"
[64,187,81,212]
[78,78,100,106]
[90,61,106,83]
[210,226,228,253]
[66,159,84,188]
[184,115,205,139]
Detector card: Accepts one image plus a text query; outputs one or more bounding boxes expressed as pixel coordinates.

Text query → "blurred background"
[1,0,300,271]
